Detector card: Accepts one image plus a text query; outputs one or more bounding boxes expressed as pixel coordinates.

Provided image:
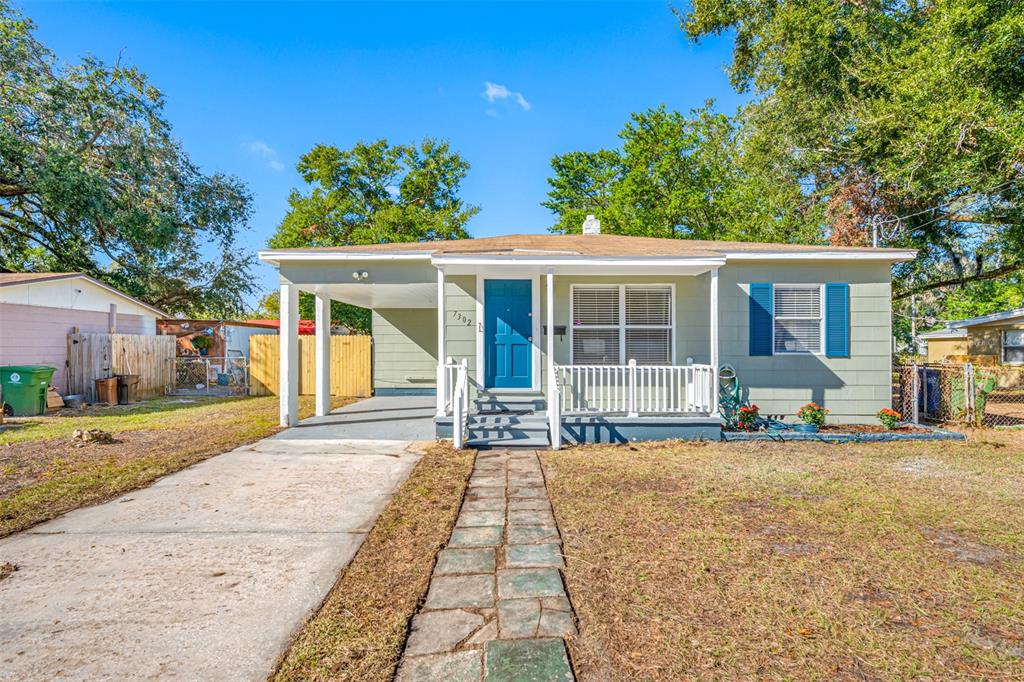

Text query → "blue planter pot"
[793,423,819,433]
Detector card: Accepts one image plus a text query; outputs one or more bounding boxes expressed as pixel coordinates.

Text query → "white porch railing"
[443,357,463,415]
[449,358,469,448]
[555,360,715,416]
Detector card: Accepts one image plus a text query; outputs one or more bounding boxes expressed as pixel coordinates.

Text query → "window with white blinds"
[571,284,673,365]
[773,284,822,353]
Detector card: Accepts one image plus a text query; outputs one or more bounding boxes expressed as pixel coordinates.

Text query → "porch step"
[474,392,547,414]
[465,413,550,449]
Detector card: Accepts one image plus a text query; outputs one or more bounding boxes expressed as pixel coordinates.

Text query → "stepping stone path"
[397,450,576,681]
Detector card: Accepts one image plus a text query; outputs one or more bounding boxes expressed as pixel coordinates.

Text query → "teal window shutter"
[825,282,850,357]
[749,283,773,356]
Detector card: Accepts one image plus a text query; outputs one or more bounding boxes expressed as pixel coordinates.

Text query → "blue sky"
[22,1,742,303]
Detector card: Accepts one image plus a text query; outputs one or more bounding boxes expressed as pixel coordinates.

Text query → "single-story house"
[921,307,1024,365]
[258,226,915,447]
[0,272,167,393]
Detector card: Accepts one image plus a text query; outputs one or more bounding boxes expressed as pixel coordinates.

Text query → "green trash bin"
[0,365,57,416]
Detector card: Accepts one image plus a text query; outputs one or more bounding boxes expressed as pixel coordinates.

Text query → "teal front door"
[484,279,532,389]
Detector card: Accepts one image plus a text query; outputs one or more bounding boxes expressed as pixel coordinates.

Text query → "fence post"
[628,359,638,418]
[911,362,920,423]
[964,362,975,424]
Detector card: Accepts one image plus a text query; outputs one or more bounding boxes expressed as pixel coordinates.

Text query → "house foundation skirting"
[435,415,724,444]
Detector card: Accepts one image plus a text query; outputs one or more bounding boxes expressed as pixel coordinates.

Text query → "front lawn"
[0,395,351,536]
[542,433,1024,679]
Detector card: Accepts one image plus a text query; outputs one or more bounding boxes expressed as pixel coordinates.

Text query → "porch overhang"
[430,255,726,276]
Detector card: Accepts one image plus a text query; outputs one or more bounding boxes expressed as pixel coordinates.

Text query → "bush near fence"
[248,335,371,397]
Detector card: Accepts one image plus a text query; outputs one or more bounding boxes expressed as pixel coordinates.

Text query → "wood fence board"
[248,335,371,397]
[67,333,175,402]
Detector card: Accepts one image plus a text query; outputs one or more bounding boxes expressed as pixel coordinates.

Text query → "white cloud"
[483,81,531,112]
[244,139,284,172]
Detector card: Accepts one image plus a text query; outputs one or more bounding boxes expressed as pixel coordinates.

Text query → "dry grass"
[273,441,475,682]
[0,395,351,536]
[541,431,1024,680]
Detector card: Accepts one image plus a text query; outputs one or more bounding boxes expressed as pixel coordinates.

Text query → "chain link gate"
[168,356,249,396]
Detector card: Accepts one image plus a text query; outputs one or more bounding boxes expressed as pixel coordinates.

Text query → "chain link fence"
[168,356,249,396]
[893,363,1024,427]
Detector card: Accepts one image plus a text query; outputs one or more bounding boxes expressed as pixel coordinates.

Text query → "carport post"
[314,292,332,417]
[279,281,299,427]
[436,267,447,417]
[710,267,720,417]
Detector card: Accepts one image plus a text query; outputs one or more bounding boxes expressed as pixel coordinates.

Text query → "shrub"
[796,402,828,426]
[191,335,213,350]
[877,408,901,430]
[737,404,760,431]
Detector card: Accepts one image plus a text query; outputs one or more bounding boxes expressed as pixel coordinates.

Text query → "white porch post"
[546,270,555,388]
[314,292,331,417]
[279,281,300,427]
[710,267,720,417]
[436,267,447,417]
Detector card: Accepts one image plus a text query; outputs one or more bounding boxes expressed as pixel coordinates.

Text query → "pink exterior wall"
[0,302,150,394]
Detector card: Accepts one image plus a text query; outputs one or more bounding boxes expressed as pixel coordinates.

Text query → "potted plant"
[795,402,828,433]
[877,408,901,430]
[191,335,213,356]
[737,404,761,431]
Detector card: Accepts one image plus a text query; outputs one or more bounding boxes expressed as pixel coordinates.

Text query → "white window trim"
[569,283,676,365]
[1002,330,1024,366]
[771,283,825,356]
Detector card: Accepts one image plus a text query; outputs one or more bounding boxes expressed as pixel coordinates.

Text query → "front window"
[773,284,822,354]
[571,284,673,365]
[1003,330,1024,364]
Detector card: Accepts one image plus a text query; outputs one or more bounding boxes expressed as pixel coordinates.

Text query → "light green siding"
[372,308,436,392]
[719,262,893,424]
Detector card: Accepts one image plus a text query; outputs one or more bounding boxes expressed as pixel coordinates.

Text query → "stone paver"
[484,639,574,682]
[397,450,576,681]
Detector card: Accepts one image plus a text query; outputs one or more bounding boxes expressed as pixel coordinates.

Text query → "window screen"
[571,285,673,365]
[774,285,821,353]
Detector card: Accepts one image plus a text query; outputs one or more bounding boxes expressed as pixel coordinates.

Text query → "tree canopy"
[268,138,478,332]
[544,104,819,243]
[0,2,256,316]
[680,0,1024,303]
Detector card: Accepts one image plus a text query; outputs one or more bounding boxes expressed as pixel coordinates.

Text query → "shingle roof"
[261,233,914,259]
[0,272,82,286]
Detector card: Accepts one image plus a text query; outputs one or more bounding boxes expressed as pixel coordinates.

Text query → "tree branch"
[894,261,1024,299]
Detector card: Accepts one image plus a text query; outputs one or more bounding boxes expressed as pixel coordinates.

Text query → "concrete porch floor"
[281,395,438,442]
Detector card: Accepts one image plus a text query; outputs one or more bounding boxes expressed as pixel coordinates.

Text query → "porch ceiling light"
[352,271,370,281]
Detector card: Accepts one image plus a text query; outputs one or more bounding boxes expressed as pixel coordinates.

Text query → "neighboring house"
[259,225,915,446]
[157,319,278,360]
[242,319,351,336]
[921,307,1024,365]
[0,272,167,393]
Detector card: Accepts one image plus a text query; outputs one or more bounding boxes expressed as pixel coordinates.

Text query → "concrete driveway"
[0,409,425,681]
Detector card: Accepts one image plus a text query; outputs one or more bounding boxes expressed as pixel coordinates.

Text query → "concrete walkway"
[0,415,424,681]
[397,450,576,681]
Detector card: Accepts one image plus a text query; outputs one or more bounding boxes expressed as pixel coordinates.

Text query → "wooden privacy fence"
[67,333,176,402]
[249,335,372,397]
